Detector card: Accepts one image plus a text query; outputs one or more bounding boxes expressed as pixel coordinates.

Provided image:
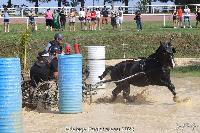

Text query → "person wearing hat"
[45,33,64,55]
[30,51,51,87]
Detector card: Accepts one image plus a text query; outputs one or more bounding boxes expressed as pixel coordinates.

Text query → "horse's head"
[156,41,176,68]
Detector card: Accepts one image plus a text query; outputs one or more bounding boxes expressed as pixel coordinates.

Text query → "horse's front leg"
[167,82,176,96]
[161,79,177,101]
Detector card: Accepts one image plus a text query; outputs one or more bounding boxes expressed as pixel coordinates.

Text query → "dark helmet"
[49,45,61,54]
[54,33,64,40]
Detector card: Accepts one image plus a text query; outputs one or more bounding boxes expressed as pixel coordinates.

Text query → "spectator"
[134,11,142,31]
[172,9,177,28]
[44,8,53,31]
[79,7,86,30]
[59,7,67,31]
[2,7,10,32]
[90,8,97,30]
[183,6,192,28]
[116,7,123,30]
[53,9,60,31]
[110,6,118,30]
[196,8,200,28]
[177,6,183,28]
[96,8,101,30]
[68,8,76,31]
[101,6,109,29]
[85,8,91,30]
[27,9,38,31]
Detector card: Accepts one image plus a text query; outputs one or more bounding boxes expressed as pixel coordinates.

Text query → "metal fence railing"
[0,4,199,18]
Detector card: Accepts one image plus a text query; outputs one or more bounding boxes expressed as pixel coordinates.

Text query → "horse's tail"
[98,66,114,80]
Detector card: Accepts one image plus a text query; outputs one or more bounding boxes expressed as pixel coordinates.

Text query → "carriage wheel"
[21,80,35,108]
[32,80,58,110]
[82,83,98,104]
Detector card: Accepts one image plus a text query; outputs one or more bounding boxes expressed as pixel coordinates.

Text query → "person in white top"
[79,7,86,30]
[96,8,101,30]
[2,7,10,32]
[110,5,118,30]
[183,6,192,28]
[116,7,123,30]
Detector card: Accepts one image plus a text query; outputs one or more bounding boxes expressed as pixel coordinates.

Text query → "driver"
[30,51,51,87]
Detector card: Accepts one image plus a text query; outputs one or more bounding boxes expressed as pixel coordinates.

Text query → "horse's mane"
[147,52,158,60]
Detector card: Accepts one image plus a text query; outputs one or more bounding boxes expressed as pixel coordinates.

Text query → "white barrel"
[87,46,105,59]
[86,46,105,88]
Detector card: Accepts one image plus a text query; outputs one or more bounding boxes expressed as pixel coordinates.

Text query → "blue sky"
[0,0,174,8]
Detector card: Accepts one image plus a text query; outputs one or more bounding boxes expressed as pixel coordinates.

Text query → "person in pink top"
[177,6,183,28]
[44,8,53,31]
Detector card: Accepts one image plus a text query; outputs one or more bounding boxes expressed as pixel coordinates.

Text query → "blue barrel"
[0,58,22,133]
[58,54,82,113]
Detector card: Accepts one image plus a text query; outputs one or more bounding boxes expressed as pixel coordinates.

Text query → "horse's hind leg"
[111,84,123,102]
[122,83,132,102]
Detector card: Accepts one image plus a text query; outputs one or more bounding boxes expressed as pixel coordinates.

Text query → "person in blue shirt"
[2,7,10,32]
[134,11,142,31]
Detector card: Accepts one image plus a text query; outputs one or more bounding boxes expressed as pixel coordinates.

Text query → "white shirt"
[96,11,101,18]
[79,11,85,18]
[3,12,9,19]
[184,8,190,16]
[118,10,123,18]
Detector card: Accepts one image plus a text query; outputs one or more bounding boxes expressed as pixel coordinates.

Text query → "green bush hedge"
[0,22,199,69]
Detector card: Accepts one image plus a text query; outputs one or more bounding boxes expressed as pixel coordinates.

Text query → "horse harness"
[115,58,165,84]
[138,59,149,84]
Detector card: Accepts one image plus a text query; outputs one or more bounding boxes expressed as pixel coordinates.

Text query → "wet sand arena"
[23,77,200,133]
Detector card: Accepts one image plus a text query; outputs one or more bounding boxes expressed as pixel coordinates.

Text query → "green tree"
[79,0,85,7]
[137,0,149,13]
[26,0,50,14]
[7,0,12,8]
[70,0,79,7]
[55,0,79,7]
[154,0,199,11]
[103,0,131,13]
[19,30,30,72]
[57,0,62,7]
[174,0,199,5]
[150,0,175,12]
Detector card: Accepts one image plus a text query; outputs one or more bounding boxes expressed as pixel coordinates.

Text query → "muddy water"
[23,77,200,133]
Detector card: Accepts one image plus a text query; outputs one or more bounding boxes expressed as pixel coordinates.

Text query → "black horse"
[99,41,177,102]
